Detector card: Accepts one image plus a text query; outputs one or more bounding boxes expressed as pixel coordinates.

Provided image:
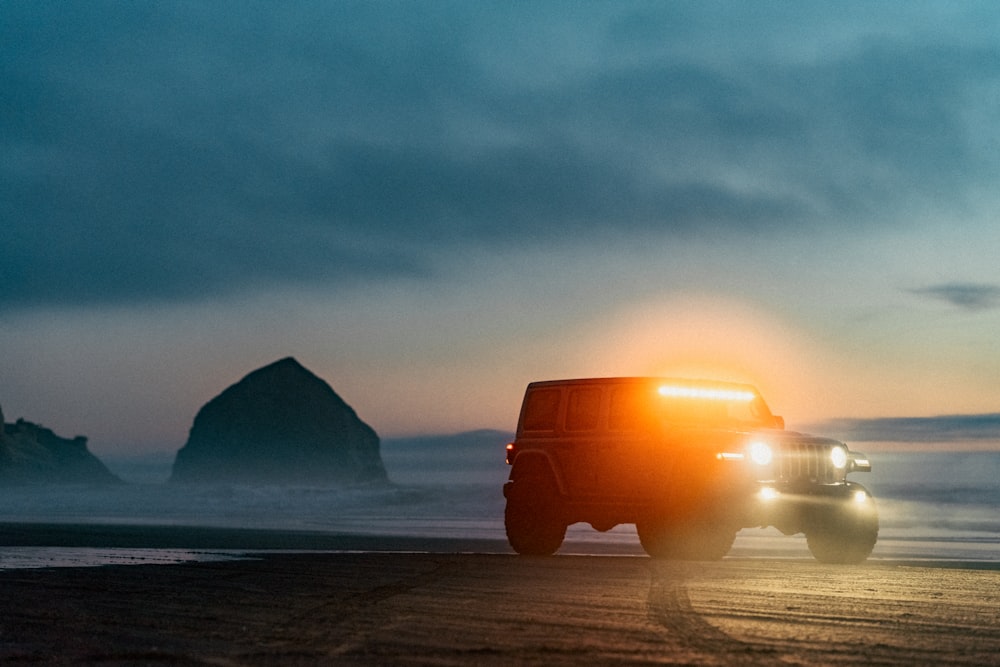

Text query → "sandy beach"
[1,524,998,665]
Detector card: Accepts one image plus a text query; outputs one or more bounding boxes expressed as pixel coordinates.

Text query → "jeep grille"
[775,442,838,483]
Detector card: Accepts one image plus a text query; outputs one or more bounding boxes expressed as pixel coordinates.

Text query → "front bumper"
[744,481,875,535]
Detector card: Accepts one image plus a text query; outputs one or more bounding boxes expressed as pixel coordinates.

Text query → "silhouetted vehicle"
[503,377,877,562]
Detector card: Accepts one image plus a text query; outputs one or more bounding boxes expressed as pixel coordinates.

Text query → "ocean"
[0,438,997,567]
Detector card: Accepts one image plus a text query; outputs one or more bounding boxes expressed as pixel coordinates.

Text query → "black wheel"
[504,473,566,555]
[806,486,879,564]
[636,519,736,560]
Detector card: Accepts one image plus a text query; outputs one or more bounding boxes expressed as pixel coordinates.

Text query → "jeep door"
[605,383,660,500]
[558,385,606,498]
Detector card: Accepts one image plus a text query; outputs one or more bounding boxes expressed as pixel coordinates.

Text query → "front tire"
[504,473,566,556]
[806,485,879,564]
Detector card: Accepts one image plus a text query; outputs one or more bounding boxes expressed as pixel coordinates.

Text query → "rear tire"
[504,473,566,556]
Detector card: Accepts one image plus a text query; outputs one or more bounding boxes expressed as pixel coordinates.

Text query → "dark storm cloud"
[908,283,1000,311]
[4,2,999,311]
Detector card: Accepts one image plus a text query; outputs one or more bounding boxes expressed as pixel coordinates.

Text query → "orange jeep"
[503,377,877,562]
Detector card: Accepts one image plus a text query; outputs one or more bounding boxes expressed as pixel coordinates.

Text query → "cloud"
[812,414,1000,442]
[908,283,1000,311]
[4,2,1000,311]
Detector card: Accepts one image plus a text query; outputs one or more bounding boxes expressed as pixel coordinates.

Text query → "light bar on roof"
[657,385,755,401]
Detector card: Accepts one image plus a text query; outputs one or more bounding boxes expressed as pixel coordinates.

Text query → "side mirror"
[771,415,785,429]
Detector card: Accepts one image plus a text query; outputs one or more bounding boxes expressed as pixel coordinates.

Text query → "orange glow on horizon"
[570,294,831,422]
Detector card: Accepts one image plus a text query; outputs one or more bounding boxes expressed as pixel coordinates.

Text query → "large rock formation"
[0,403,122,485]
[170,357,388,484]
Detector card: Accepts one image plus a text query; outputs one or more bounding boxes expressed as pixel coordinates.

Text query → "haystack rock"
[170,358,388,484]
[0,403,122,485]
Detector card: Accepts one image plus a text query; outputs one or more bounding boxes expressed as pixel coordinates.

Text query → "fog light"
[853,490,868,504]
[759,487,780,501]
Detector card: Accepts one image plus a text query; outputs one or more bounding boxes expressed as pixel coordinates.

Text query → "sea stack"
[170,357,388,484]
[0,403,121,485]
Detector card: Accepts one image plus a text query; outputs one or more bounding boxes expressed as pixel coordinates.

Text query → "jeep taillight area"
[503,377,877,562]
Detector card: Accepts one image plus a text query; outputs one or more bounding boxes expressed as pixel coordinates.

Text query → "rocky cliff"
[170,357,388,484]
[0,403,122,485]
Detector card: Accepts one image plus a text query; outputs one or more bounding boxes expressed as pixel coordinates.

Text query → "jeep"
[503,377,878,562]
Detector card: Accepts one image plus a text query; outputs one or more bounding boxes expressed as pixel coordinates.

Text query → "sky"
[4,1,1000,457]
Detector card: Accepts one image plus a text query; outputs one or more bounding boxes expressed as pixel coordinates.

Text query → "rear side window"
[566,388,601,431]
[522,389,561,431]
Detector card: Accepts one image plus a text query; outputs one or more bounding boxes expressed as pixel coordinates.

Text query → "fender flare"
[507,451,565,496]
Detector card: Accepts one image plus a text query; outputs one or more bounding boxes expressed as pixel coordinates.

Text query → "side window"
[608,386,647,431]
[522,389,561,431]
[566,388,601,431]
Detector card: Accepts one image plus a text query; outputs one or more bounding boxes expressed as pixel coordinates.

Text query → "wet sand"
[1,525,999,665]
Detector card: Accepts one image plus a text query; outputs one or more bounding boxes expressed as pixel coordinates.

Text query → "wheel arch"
[508,451,565,496]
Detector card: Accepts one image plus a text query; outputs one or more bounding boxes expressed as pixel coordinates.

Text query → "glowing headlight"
[853,490,868,504]
[830,446,848,469]
[748,441,773,466]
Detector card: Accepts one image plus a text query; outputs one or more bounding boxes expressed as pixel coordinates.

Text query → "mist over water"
[0,438,997,562]
[863,448,1000,538]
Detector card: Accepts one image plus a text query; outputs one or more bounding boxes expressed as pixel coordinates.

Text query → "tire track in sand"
[647,562,780,665]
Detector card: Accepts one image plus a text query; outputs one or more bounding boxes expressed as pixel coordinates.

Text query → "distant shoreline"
[0,521,512,553]
[1,521,998,571]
